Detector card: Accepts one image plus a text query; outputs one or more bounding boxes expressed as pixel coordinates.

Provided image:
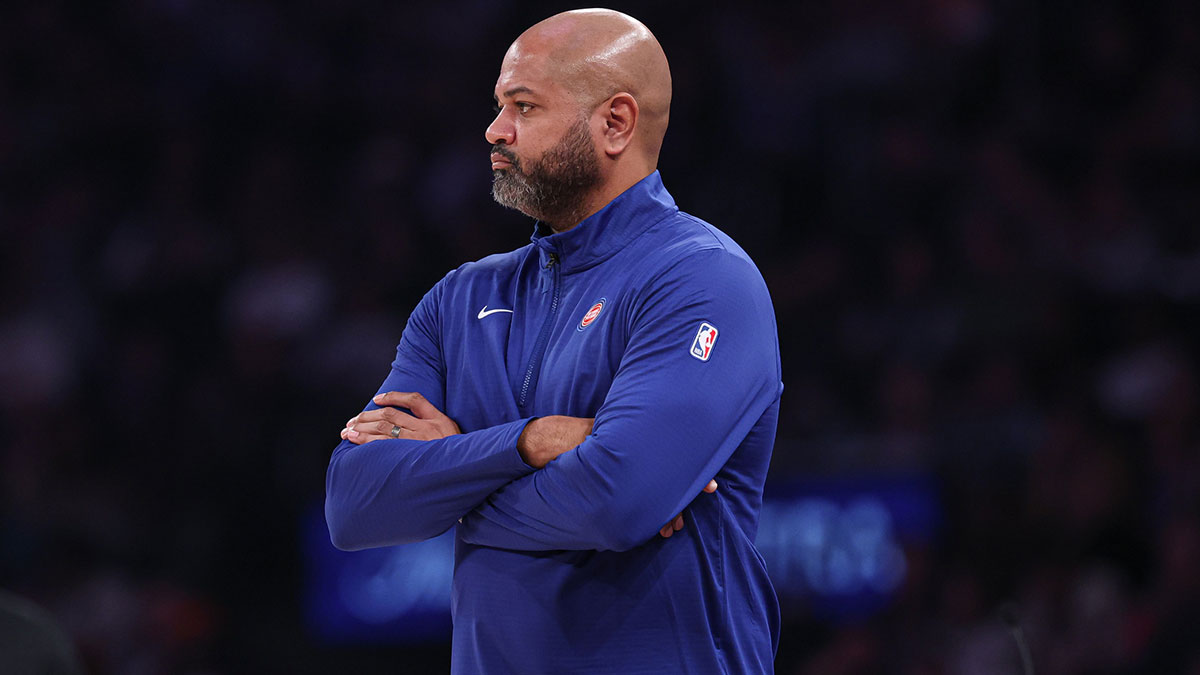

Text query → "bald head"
[507,9,672,163]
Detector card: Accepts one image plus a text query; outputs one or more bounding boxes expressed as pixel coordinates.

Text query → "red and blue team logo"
[690,322,718,361]
[578,297,606,331]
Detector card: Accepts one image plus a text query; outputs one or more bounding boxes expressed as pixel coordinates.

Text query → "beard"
[491,116,602,229]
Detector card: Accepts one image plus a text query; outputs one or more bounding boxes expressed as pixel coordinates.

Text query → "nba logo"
[690,322,718,361]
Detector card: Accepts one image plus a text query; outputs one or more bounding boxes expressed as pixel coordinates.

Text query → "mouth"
[491,153,513,170]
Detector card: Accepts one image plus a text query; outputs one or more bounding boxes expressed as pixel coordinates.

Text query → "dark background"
[2,0,1199,672]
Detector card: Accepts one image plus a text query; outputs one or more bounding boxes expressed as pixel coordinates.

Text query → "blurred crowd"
[1,0,1198,672]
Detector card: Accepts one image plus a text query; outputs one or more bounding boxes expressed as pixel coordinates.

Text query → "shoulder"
[407,244,532,321]
[638,211,768,293]
[622,211,779,361]
[460,244,533,274]
[440,244,532,286]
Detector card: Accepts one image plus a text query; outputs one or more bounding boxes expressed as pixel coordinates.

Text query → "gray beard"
[491,117,602,230]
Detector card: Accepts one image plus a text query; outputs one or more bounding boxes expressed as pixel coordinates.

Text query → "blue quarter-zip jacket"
[326,171,782,674]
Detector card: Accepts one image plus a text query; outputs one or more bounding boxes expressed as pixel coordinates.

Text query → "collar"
[529,171,678,274]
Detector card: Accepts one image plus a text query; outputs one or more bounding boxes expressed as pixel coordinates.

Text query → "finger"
[374,407,422,430]
[346,409,412,440]
[703,479,718,493]
[353,407,419,427]
[673,514,684,531]
[384,408,420,428]
[375,391,441,419]
[347,412,414,438]
[361,418,426,438]
[660,523,673,538]
[344,428,390,445]
[367,419,399,436]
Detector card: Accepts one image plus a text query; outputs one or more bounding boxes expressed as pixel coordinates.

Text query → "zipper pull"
[545,252,559,269]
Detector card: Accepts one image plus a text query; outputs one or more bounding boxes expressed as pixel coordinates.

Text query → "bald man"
[327,9,782,673]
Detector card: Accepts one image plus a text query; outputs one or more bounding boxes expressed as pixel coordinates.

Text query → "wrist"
[517,417,546,468]
[516,415,592,469]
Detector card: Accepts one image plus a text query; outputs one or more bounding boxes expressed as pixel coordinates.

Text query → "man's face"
[486,48,602,226]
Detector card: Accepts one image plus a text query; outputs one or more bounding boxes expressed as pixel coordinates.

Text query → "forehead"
[494,43,570,99]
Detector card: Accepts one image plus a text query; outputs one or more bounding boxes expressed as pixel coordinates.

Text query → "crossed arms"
[324,248,779,552]
[338,395,714,540]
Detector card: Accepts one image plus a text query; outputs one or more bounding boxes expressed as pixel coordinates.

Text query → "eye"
[493,101,534,116]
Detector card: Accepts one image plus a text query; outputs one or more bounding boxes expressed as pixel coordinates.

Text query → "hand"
[517,416,594,468]
[341,391,461,444]
[659,479,718,539]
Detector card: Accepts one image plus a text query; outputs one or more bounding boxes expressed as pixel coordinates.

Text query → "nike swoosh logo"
[477,306,514,319]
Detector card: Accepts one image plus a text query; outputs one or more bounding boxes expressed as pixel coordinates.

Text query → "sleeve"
[324,277,536,551]
[457,248,782,552]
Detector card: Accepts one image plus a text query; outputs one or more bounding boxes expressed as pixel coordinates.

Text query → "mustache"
[491,144,518,165]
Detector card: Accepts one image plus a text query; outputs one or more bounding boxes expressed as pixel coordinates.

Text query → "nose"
[485,110,514,146]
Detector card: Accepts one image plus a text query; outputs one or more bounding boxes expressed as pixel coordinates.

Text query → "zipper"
[518,252,560,411]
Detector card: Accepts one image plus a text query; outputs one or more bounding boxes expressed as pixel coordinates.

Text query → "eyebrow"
[496,86,535,101]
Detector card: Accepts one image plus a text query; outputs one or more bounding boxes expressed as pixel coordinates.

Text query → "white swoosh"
[477,306,514,319]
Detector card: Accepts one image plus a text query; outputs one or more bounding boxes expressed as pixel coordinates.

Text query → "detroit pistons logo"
[578,298,606,331]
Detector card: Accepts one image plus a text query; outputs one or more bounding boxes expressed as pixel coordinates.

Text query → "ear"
[598,93,638,158]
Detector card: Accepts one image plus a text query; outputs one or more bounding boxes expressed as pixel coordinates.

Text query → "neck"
[545,167,653,233]
[543,199,597,234]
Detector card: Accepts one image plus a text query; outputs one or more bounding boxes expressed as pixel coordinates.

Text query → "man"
[326,8,782,673]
